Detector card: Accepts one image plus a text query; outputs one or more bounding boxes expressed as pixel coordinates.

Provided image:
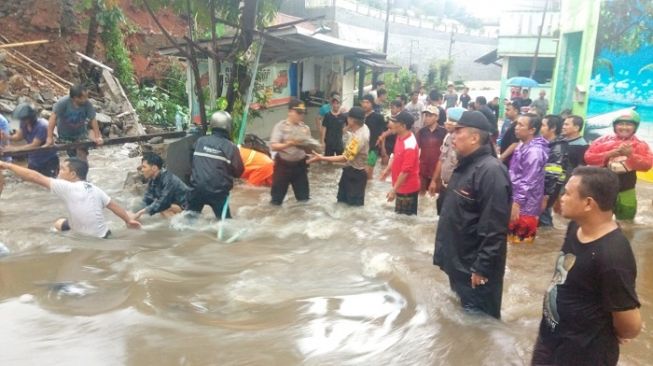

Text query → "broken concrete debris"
[0,38,148,139]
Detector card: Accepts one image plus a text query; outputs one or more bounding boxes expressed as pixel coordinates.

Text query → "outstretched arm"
[0,161,51,189]
[107,200,141,229]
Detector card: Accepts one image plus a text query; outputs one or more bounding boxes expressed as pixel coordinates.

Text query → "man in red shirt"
[380,111,421,215]
[417,105,447,195]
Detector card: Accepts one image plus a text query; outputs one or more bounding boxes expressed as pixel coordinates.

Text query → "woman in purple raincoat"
[509,113,550,243]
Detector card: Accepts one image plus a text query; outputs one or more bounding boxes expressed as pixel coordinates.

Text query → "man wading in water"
[532,167,641,365]
[433,111,511,319]
[269,98,312,205]
[0,158,140,238]
[187,111,243,218]
[132,152,190,220]
[308,106,370,206]
[3,103,60,178]
[380,111,421,215]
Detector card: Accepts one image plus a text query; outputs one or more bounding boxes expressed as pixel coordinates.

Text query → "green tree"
[425,59,452,91]
[138,0,280,134]
[383,68,418,100]
[79,0,122,81]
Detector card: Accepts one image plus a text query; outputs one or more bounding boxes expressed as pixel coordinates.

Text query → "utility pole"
[383,0,391,54]
[530,0,549,79]
[409,39,419,71]
[448,28,455,60]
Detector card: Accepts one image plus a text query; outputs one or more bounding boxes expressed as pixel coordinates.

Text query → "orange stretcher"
[239,147,274,187]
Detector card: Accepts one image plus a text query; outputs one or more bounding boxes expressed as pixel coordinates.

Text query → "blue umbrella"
[506,77,539,88]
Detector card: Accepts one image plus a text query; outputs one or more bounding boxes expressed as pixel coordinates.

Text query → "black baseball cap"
[455,111,493,133]
[347,106,365,120]
[390,111,415,130]
[288,98,306,112]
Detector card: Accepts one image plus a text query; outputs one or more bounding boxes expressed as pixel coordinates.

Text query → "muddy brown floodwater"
[0,146,651,366]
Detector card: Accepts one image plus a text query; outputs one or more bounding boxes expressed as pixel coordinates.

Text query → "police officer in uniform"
[187,111,244,218]
[269,98,313,205]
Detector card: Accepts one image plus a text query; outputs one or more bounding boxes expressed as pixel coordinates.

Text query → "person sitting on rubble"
[131,152,190,220]
[46,84,103,161]
[2,103,60,178]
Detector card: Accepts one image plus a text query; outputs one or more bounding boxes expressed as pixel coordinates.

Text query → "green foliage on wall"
[99,7,136,90]
[383,68,418,100]
[426,59,453,91]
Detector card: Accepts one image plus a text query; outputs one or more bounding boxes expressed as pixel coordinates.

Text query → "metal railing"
[305,0,498,38]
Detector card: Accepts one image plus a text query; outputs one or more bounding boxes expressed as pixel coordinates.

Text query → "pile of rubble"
[0,47,144,138]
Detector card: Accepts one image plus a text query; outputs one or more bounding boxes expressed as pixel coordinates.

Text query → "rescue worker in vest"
[433,111,512,319]
[269,98,313,205]
[187,111,244,219]
[239,146,274,187]
[584,110,653,220]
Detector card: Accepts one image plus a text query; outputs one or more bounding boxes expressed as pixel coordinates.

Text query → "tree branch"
[142,0,189,59]
[182,36,220,60]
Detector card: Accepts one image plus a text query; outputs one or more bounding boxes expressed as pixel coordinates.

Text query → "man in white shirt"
[0,158,140,238]
[405,91,424,132]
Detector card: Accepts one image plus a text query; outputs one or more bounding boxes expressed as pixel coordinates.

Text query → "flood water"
[0,146,651,366]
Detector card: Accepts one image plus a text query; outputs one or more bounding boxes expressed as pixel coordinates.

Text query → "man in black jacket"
[433,111,512,319]
[539,115,568,227]
[188,111,244,218]
[133,152,190,219]
[475,96,498,136]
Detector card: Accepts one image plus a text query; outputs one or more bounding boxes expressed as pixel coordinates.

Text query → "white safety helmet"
[210,111,232,133]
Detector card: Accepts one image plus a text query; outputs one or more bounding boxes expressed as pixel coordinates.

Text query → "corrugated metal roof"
[158,23,392,65]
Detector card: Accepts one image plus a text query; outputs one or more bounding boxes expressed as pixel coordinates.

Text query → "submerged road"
[0,146,651,365]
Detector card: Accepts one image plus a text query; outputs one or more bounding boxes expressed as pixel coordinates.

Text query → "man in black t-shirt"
[489,97,500,121]
[475,96,498,135]
[532,167,641,366]
[320,95,346,156]
[519,89,532,111]
[561,115,589,171]
[499,102,520,167]
[459,87,471,109]
[361,94,386,179]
